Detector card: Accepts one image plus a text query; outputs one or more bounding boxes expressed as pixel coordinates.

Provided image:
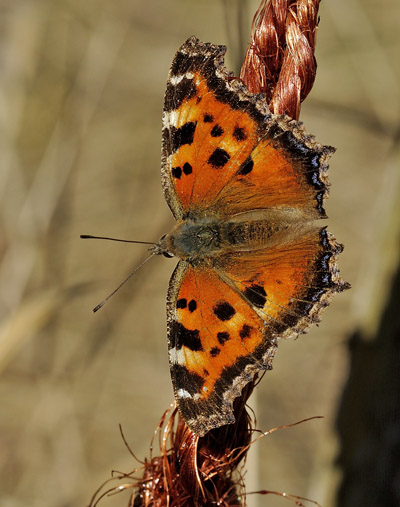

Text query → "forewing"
[162,37,265,219]
[211,119,333,220]
[161,37,331,221]
[167,261,277,436]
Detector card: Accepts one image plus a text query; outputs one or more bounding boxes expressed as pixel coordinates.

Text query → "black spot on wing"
[172,167,182,179]
[213,302,236,321]
[171,321,203,351]
[217,331,230,344]
[210,346,221,357]
[171,364,204,395]
[183,162,192,175]
[176,298,187,309]
[210,124,224,137]
[188,300,197,312]
[165,122,197,153]
[238,156,254,175]
[233,126,247,141]
[244,284,267,308]
[239,324,252,339]
[203,113,214,123]
[208,148,230,168]
[164,78,197,111]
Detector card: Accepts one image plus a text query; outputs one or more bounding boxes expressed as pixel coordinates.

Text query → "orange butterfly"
[152,37,348,436]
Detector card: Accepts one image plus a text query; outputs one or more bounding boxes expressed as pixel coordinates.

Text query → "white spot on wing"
[177,388,192,399]
[163,110,178,128]
[169,72,194,85]
[169,347,186,365]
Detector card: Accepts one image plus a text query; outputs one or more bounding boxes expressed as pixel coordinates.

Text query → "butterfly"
[150,36,349,437]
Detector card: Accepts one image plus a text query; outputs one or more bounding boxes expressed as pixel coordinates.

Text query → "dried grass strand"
[88,400,323,506]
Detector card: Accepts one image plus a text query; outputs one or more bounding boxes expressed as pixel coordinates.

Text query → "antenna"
[81,233,159,312]
[92,252,156,312]
[80,234,156,246]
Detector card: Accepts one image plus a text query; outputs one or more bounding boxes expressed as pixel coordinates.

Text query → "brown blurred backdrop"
[0,1,399,506]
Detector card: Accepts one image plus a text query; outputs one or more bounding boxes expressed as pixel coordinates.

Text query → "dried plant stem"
[240,0,321,119]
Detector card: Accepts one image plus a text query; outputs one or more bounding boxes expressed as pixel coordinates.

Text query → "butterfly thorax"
[161,217,221,260]
[158,212,295,261]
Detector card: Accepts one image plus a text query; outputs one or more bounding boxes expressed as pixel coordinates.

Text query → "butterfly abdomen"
[222,220,285,250]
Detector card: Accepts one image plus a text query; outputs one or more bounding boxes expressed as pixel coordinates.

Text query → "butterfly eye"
[158,234,174,257]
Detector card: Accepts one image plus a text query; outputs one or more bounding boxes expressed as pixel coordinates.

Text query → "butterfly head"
[151,233,175,258]
[154,218,223,262]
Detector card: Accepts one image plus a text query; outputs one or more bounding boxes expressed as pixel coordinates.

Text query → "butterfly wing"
[215,226,349,338]
[161,36,331,221]
[167,260,277,436]
[167,227,348,436]
[162,37,349,436]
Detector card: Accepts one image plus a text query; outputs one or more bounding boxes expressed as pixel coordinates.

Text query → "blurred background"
[0,0,399,506]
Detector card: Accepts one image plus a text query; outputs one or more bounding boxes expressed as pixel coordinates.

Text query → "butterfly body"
[158,37,349,436]
[162,211,294,261]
